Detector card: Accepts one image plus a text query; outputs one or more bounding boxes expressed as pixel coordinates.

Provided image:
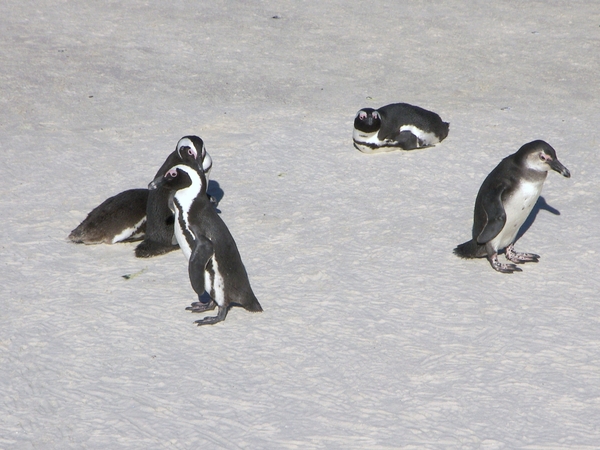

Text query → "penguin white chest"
[204,258,226,307]
[492,180,543,249]
[352,129,387,153]
[172,186,198,261]
[173,209,193,260]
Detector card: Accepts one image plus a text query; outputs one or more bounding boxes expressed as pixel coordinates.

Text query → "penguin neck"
[522,165,549,183]
[173,183,201,217]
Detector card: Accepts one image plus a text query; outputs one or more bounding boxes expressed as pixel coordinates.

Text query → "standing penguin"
[135,135,213,257]
[353,102,449,153]
[454,140,570,273]
[149,150,262,325]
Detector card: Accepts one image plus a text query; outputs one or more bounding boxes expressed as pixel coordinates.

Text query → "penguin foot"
[194,306,229,326]
[134,239,179,258]
[505,244,540,264]
[208,194,219,207]
[186,300,217,313]
[488,254,522,273]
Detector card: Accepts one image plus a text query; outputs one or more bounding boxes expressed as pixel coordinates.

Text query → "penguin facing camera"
[353,102,449,153]
[149,147,262,326]
[454,140,570,273]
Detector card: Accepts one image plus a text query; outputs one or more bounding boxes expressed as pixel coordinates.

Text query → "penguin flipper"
[477,184,507,244]
[388,130,422,150]
[188,234,215,297]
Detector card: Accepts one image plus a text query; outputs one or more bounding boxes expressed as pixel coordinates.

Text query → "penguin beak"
[148,175,164,190]
[550,159,571,178]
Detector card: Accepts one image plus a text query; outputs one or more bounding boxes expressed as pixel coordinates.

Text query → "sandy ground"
[1,1,600,448]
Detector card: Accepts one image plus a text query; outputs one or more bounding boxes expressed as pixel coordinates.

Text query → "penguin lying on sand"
[353,102,449,153]
[68,136,213,255]
[454,140,570,273]
[149,146,262,326]
[68,189,148,244]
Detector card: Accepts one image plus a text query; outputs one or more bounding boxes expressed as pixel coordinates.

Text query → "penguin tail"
[247,298,263,313]
[439,122,450,141]
[244,295,263,313]
[453,240,480,259]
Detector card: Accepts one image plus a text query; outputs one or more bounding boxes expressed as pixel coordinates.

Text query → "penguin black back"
[135,135,211,258]
[353,102,449,153]
[69,189,149,244]
[151,156,262,326]
[377,103,449,142]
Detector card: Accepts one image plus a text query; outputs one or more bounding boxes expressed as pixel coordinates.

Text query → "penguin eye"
[167,169,178,178]
[188,149,194,156]
[372,112,379,119]
[359,112,366,120]
[539,153,550,162]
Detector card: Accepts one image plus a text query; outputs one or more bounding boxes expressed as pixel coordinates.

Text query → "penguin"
[69,136,213,249]
[148,150,262,326]
[353,102,449,153]
[68,189,148,244]
[453,140,570,273]
[135,135,213,257]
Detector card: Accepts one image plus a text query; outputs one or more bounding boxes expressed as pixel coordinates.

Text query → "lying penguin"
[353,102,449,153]
[149,147,262,326]
[454,140,570,273]
[68,188,148,244]
[68,136,213,256]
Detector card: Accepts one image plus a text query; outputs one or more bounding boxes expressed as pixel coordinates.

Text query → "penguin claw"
[494,264,523,273]
[194,315,224,326]
[488,254,523,273]
[504,244,540,264]
[505,251,540,264]
[186,300,217,313]
[193,306,228,326]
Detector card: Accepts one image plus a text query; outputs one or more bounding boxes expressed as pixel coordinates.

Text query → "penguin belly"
[204,258,226,308]
[174,211,192,260]
[489,180,542,251]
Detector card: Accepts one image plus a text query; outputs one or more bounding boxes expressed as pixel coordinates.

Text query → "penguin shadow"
[515,196,560,243]
[207,180,225,214]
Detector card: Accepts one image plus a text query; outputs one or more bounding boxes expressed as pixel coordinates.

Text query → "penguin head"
[354,108,381,133]
[176,135,212,176]
[149,164,207,197]
[519,140,571,178]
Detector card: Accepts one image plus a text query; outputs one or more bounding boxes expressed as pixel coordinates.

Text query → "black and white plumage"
[135,135,212,258]
[454,140,570,273]
[353,102,449,153]
[68,136,212,252]
[149,150,262,326]
[68,189,148,244]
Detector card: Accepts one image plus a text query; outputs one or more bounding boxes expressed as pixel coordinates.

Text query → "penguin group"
[69,101,571,326]
[70,136,262,325]
[351,101,570,273]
